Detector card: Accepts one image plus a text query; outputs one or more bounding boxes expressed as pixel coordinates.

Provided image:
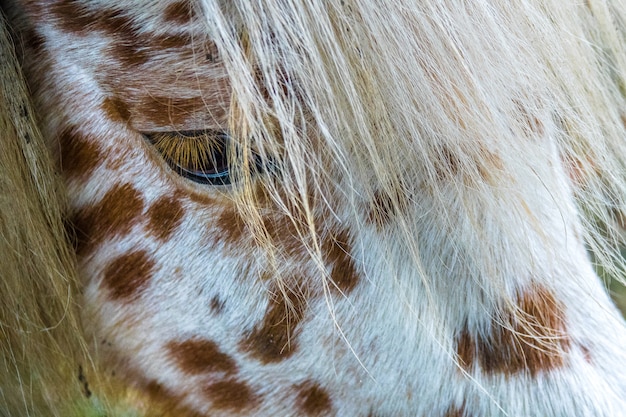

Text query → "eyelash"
[145,130,233,185]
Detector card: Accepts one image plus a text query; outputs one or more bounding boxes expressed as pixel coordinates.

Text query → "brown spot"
[210,296,225,314]
[434,146,461,180]
[69,183,145,255]
[109,35,151,67]
[188,191,216,207]
[444,404,469,417]
[241,286,307,363]
[146,195,185,241]
[58,127,104,181]
[163,1,196,23]
[295,382,332,416]
[476,149,504,184]
[322,230,359,294]
[136,377,206,417]
[22,28,45,54]
[203,379,260,412]
[167,338,237,375]
[102,96,131,123]
[102,250,155,300]
[434,145,503,184]
[152,33,192,50]
[262,215,305,258]
[456,283,570,377]
[215,208,247,246]
[366,186,411,229]
[456,329,475,371]
[368,191,395,227]
[138,95,213,127]
[580,344,593,364]
[526,115,545,137]
[51,2,135,37]
[49,0,92,34]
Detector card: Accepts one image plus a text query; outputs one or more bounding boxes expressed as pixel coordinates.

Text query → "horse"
[1,1,626,416]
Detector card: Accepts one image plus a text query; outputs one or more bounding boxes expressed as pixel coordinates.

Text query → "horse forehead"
[30,0,229,133]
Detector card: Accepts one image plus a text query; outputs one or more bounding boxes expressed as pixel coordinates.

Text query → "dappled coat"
[1,0,626,416]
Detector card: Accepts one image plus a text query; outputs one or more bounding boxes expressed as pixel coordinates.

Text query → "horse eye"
[145,130,233,185]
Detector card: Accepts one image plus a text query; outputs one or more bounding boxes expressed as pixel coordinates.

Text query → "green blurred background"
[609,275,626,316]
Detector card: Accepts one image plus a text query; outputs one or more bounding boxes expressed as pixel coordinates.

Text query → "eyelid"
[145,129,234,186]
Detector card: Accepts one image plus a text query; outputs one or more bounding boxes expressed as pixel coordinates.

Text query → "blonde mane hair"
[208,0,626,305]
[0,12,92,416]
[1,0,626,415]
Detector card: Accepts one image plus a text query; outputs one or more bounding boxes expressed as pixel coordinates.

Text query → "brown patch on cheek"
[69,183,145,255]
[294,381,333,416]
[167,338,237,375]
[131,376,208,417]
[102,250,155,301]
[456,284,570,377]
[203,379,260,412]
[58,127,104,181]
[322,230,359,294]
[146,195,185,241]
[240,286,307,363]
[102,96,131,123]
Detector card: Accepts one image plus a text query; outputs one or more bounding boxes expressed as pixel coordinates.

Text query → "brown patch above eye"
[294,381,333,416]
[102,96,131,123]
[102,250,156,301]
[456,283,570,377]
[167,338,238,375]
[138,95,219,128]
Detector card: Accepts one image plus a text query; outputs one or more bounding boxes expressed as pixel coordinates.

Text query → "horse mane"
[0,11,94,416]
[1,0,626,414]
